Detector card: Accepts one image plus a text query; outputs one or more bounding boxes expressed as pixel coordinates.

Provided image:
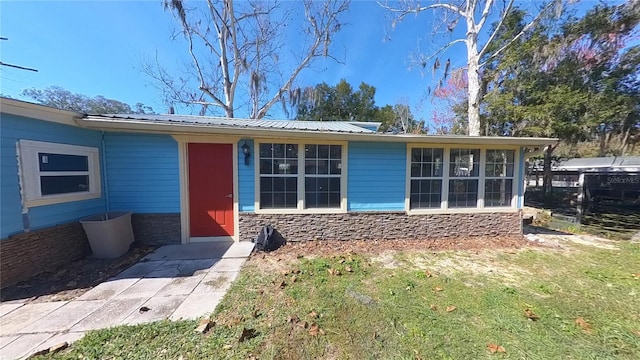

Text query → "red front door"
[188,143,234,237]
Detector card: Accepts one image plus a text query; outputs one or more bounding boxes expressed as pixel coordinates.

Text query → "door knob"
[225,193,233,198]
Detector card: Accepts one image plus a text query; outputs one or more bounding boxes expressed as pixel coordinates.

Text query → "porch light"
[242,141,251,165]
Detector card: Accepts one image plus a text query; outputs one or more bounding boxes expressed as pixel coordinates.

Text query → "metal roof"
[88,114,377,133]
[557,156,640,171]
[78,113,557,147]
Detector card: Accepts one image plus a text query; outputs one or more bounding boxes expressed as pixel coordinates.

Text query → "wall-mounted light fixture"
[241,141,251,165]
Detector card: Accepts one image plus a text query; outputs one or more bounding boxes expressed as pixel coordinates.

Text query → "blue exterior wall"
[0,114,105,239]
[347,141,406,211]
[238,138,255,212]
[103,133,180,213]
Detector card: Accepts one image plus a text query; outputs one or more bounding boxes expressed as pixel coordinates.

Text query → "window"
[259,143,298,209]
[18,140,101,207]
[258,142,344,210]
[409,148,443,209]
[304,144,342,208]
[448,148,480,208]
[484,149,515,207]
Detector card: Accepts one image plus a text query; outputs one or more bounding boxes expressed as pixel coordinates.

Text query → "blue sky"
[0,0,614,121]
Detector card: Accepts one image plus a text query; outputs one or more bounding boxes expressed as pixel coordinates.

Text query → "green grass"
[39,242,640,360]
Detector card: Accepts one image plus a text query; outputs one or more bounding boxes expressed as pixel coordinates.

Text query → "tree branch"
[478,0,515,58]
[378,1,465,19]
[480,0,556,67]
[477,0,496,30]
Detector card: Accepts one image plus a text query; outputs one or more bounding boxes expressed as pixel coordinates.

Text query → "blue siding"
[238,139,255,211]
[0,114,105,239]
[347,142,406,211]
[104,133,180,213]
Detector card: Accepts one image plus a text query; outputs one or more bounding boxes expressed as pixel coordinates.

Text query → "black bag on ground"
[253,225,284,252]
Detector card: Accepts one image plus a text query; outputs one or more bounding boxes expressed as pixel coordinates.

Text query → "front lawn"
[40,239,640,359]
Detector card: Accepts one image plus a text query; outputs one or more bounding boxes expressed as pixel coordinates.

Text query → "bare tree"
[380,0,561,136]
[145,0,349,118]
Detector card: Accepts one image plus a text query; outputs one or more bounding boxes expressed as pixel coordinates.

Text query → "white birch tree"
[145,0,349,118]
[380,0,561,136]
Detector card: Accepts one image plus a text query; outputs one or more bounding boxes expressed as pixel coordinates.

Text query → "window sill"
[406,207,518,215]
[24,192,102,208]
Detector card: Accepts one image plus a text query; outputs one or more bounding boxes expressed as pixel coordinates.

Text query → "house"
[0,97,555,286]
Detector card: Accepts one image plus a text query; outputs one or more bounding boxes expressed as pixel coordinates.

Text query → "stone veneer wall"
[131,213,181,246]
[0,213,181,288]
[238,211,522,242]
[0,222,91,288]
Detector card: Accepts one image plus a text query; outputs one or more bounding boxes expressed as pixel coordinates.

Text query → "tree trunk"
[466,29,481,136]
[542,144,558,205]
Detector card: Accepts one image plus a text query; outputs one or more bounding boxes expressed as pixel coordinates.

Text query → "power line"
[0,37,39,72]
[0,61,38,72]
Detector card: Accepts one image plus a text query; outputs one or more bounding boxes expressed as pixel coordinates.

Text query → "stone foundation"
[239,211,522,242]
[1,222,91,288]
[131,213,181,246]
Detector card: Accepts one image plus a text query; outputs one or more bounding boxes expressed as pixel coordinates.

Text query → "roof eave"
[76,117,558,146]
[1,97,82,125]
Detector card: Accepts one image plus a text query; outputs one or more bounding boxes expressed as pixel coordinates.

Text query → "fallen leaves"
[487,343,506,353]
[309,322,324,336]
[434,286,443,292]
[575,317,592,334]
[632,329,640,337]
[632,273,640,279]
[524,308,539,321]
[328,268,341,276]
[445,305,457,312]
[429,304,437,311]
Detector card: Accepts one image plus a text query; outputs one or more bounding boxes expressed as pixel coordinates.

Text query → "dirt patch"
[249,235,538,269]
[1,243,156,304]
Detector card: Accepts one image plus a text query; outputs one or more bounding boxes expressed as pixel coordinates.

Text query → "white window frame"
[254,140,347,214]
[484,149,516,208]
[18,140,101,207]
[406,145,519,214]
[408,147,445,210]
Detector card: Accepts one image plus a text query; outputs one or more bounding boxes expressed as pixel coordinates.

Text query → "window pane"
[305,176,340,208]
[259,144,272,158]
[485,179,513,207]
[305,160,317,174]
[448,179,478,208]
[409,179,442,209]
[286,144,298,158]
[40,175,89,195]
[318,145,329,159]
[317,160,329,174]
[330,160,341,175]
[285,193,297,208]
[273,144,285,158]
[305,144,317,159]
[450,149,480,177]
[260,177,272,192]
[328,192,341,207]
[260,192,273,208]
[485,150,515,177]
[410,148,443,178]
[411,149,421,162]
[39,153,88,172]
[330,145,341,159]
[329,177,340,192]
[273,177,285,191]
[260,159,273,174]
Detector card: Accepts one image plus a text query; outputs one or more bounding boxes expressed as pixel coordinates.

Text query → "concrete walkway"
[0,241,254,360]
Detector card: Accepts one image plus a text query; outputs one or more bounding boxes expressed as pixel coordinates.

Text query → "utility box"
[80,211,135,259]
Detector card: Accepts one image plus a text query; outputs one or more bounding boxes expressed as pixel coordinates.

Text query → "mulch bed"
[1,243,156,304]
[256,235,538,260]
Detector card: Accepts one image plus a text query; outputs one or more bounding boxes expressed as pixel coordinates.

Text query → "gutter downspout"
[101,131,110,213]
